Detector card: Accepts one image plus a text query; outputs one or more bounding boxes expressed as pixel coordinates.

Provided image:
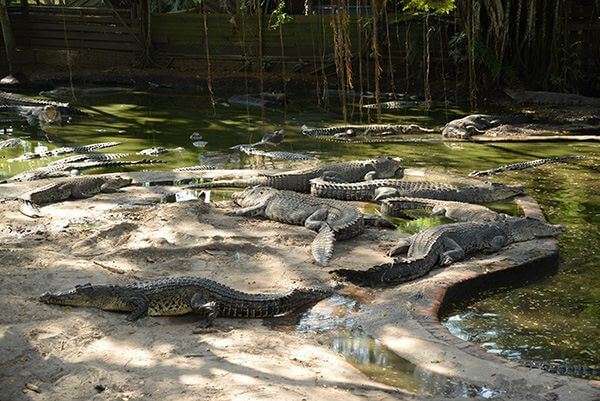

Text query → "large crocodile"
[5,159,164,182]
[6,142,123,162]
[380,197,505,222]
[240,145,317,161]
[332,217,564,286]
[18,176,132,217]
[231,185,365,266]
[441,114,528,140]
[468,155,586,177]
[373,181,526,204]
[302,124,433,137]
[48,153,130,165]
[39,277,331,325]
[310,178,451,201]
[185,157,404,192]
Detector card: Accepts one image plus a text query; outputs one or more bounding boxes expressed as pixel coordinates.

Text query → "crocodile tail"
[185,176,268,189]
[311,225,336,266]
[331,255,435,287]
[18,199,43,218]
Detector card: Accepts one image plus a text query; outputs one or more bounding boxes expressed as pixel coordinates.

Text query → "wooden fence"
[8,5,144,53]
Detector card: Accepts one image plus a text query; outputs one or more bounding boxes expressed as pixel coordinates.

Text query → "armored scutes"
[173,165,217,172]
[231,186,364,266]
[49,153,130,165]
[468,155,586,177]
[18,176,132,217]
[441,114,528,139]
[332,217,564,286]
[362,100,431,109]
[0,90,70,108]
[301,124,433,137]
[373,181,526,204]
[381,197,505,222]
[40,277,331,325]
[240,145,317,161]
[310,179,451,202]
[186,157,404,193]
[0,137,21,149]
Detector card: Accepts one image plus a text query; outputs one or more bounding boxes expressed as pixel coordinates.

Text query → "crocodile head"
[368,156,405,179]
[231,185,277,207]
[39,283,130,311]
[482,182,527,200]
[104,176,133,190]
[505,217,565,242]
[40,105,61,124]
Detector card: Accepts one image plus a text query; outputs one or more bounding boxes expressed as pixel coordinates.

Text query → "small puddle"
[296,296,501,398]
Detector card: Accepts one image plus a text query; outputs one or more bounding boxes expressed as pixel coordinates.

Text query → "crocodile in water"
[5,159,164,182]
[231,185,365,266]
[373,181,526,204]
[185,157,404,192]
[332,217,564,286]
[302,124,433,137]
[39,277,331,326]
[0,137,21,149]
[7,142,122,162]
[0,105,62,125]
[137,147,184,156]
[240,145,317,161]
[468,155,586,177]
[361,100,431,109]
[48,153,130,165]
[310,178,449,201]
[18,176,132,217]
[381,197,505,222]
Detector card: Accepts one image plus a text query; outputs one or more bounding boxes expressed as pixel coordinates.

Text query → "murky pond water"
[1,90,598,380]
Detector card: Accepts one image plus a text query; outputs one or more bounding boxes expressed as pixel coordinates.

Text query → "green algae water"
[0,91,598,377]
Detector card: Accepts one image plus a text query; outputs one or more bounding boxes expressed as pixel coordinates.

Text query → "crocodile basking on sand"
[442,114,528,140]
[381,197,505,222]
[185,157,404,192]
[18,176,132,217]
[373,181,526,204]
[240,145,317,161]
[311,178,452,201]
[231,186,365,266]
[4,159,164,182]
[332,217,564,286]
[302,124,433,137]
[39,277,331,326]
[468,155,586,177]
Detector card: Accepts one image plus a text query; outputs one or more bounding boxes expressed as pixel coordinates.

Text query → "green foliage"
[269,1,293,30]
[550,41,583,93]
[402,0,456,13]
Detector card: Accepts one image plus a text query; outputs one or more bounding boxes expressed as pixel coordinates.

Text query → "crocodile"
[10,142,123,161]
[49,153,130,165]
[39,277,331,325]
[301,124,433,137]
[185,157,405,192]
[0,90,70,108]
[468,155,587,177]
[0,105,62,125]
[230,130,286,150]
[228,94,284,109]
[137,147,184,156]
[240,145,317,161]
[173,165,217,172]
[520,359,600,378]
[0,137,21,149]
[332,217,564,286]
[310,178,449,202]
[18,176,132,217]
[442,114,529,140]
[231,185,365,266]
[504,88,600,106]
[380,197,505,222]
[361,100,431,109]
[5,159,164,182]
[373,181,526,204]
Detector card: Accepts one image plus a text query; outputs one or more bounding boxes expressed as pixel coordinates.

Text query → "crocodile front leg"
[191,293,218,328]
[387,235,415,256]
[438,238,465,266]
[304,208,329,231]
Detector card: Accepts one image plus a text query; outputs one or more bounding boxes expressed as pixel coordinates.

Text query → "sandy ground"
[0,182,598,401]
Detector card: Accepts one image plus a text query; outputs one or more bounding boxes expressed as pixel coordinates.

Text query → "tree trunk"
[0,0,18,74]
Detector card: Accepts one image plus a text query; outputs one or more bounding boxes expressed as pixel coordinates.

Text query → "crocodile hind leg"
[126,297,150,321]
[191,293,218,328]
[438,238,465,266]
[311,224,336,266]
